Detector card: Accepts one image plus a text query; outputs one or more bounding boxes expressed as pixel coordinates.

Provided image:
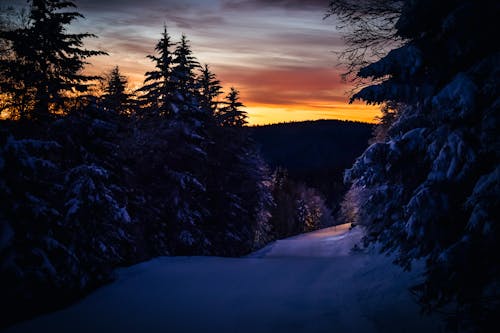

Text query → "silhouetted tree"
[368,101,400,144]
[171,34,201,118]
[198,64,222,117]
[0,21,278,327]
[0,0,106,120]
[101,66,133,115]
[217,87,247,127]
[137,25,175,117]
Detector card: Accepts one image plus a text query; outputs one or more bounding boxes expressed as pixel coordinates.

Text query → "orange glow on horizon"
[244,102,380,126]
[2,0,381,125]
[83,66,381,125]
[80,24,380,126]
[83,50,381,125]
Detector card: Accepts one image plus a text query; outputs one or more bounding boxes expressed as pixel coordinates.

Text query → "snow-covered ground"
[4,225,443,333]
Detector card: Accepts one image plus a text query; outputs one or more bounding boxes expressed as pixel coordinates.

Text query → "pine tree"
[101,66,133,115]
[0,131,78,327]
[62,163,132,277]
[137,25,175,117]
[0,0,106,120]
[330,0,500,329]
[198,64,222,116]
[217,87,247,127]
[171,34,201,117]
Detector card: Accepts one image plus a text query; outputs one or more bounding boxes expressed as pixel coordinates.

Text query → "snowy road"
[4,224,442,333]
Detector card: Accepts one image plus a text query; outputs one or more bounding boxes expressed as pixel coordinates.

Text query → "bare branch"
[325,0,404,95]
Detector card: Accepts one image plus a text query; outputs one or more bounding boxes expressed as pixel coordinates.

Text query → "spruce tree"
[137,25,175,117]
[198,64,222,117]
[101,66,133,115]
[0,0,106,120]
[171,34,201,117]
[217,87,247,127]
[330,0,499,329]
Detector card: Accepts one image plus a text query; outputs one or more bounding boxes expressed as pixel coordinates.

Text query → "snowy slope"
[3,225,443,333]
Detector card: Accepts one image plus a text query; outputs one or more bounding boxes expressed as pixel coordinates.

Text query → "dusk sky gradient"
[7,0,381,124]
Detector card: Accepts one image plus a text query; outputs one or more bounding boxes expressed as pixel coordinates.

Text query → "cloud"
[214,65,349,107]
[222,0,329,11]
[3,0,371,123]
[77,0,200,13]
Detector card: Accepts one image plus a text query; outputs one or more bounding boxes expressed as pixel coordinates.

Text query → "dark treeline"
[251,120,372,217]
[0,0,337,327]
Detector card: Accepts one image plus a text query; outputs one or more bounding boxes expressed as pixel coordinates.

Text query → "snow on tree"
[0,22,278,325]
[295,185,327,232]
[0,130,81,326]
[269,168,332,238]
[128,116,209,255]
[62,163,132,281]
[330,0,499,329]
[0,134,62,276]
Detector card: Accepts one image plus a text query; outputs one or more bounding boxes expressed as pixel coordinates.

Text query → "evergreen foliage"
[136,25,176,117]
[251,120,373,213]
[0,0,106,120]
[171,35,199,92]
[217,87,247,127]
[0,0,385,329]
[331,0,499,330]
[101,66,134,115]
[0,12,278,326]
[198,64,222,116]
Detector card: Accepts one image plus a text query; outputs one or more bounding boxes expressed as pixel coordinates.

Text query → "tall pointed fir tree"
[217,87,247,127]
[137,25,175,117]
[0,0,106,120]
[171,34,201,118]
[330,0,499,330]
[133,30,210,254]
[198,64,222,117]
[101,66,133,115]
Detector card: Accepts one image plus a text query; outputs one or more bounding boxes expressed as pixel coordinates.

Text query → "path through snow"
[4,225,443,333]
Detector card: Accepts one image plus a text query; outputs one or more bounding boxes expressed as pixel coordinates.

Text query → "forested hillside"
[251,120,372,214]
[252,120,372,172]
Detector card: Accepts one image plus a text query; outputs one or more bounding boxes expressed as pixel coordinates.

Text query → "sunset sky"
[6,0,381,125]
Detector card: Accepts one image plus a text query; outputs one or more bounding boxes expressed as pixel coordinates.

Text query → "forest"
[252,120,372,206]
[1,0,499,332]
[329,0,499,331]
[0,0,358,326]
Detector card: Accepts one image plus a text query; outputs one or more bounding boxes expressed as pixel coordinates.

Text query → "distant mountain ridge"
[250,119,373,210]
[250,119,373,172]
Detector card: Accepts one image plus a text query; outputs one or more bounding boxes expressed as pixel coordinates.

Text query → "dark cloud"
[76,0,194,13]
[222,0,330,11]
[76,0,224,29]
